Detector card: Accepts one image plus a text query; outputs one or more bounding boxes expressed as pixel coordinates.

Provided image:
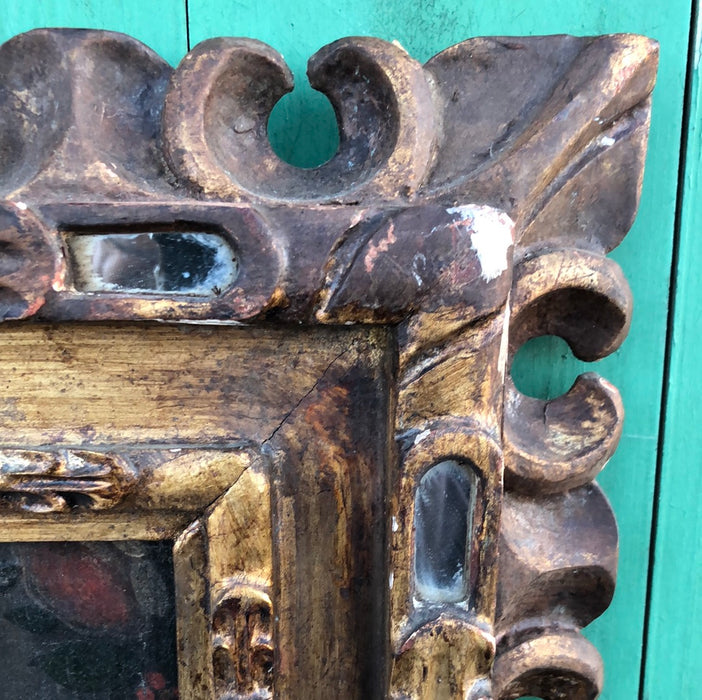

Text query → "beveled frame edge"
[0,442,275,699]
[0,447,259,541]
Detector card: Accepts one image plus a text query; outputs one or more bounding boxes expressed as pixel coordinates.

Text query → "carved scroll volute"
[174,461,274,700]
[504,248,632,494]
[495,247,632,696]
[163,36,437,204]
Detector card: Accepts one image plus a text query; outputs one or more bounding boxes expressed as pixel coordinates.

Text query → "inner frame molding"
[0,28,658,699]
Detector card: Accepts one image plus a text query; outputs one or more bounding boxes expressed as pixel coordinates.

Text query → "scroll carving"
[163,36,438,204]
[0,449,135,512]
[504,249,631,494]
[0,27,658,699]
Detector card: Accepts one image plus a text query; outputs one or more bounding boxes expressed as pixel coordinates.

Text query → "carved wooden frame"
[0,29,658,699]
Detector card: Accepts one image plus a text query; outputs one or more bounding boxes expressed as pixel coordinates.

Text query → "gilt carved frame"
[0,29,658,699]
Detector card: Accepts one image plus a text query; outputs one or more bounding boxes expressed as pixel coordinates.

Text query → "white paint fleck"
[414,429,431,445]
[392,516,399,533]
[14,201,27,211]
[389,572,394,589]
[599,135,616,147]
[448,205,514,282]
[348,211,364,229]
[391,39,408,53]
[411,252,426,287]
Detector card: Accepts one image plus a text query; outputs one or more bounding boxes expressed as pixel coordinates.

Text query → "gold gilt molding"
[0,28,658,698]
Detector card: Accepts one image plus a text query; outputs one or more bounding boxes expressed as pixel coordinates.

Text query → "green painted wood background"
[0,1,699,697]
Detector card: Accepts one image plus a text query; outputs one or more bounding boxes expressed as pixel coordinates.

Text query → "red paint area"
[23,543,135,631]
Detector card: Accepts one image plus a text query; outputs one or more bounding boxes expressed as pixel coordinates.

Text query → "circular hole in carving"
[267,78,339,168]
[511,335,586,400]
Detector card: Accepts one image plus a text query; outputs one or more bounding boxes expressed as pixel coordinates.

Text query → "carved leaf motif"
[425,34,658,253]
[174,463,275,699]
[0,449,135,512]
[211,584,274,699]
[316,204,513,324]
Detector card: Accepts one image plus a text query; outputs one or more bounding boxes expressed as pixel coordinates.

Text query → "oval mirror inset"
[66,231,238,296]
[414,460,477,604]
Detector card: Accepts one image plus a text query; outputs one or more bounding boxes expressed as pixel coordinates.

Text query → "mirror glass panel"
[67,231,238,295]
[414,460,477,603]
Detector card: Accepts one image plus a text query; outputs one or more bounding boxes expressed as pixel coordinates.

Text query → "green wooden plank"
[187,3,690,698]
[642,5,702,698]
[0,0,187,66]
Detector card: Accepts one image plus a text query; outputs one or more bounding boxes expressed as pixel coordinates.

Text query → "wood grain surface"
[0,323,380,445]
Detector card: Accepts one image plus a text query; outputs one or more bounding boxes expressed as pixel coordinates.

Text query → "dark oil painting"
[0,541,178,699]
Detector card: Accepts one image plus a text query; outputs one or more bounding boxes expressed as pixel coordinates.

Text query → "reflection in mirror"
[414,460,477,604]
[0,541,177,699]
[67,231,239,295]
